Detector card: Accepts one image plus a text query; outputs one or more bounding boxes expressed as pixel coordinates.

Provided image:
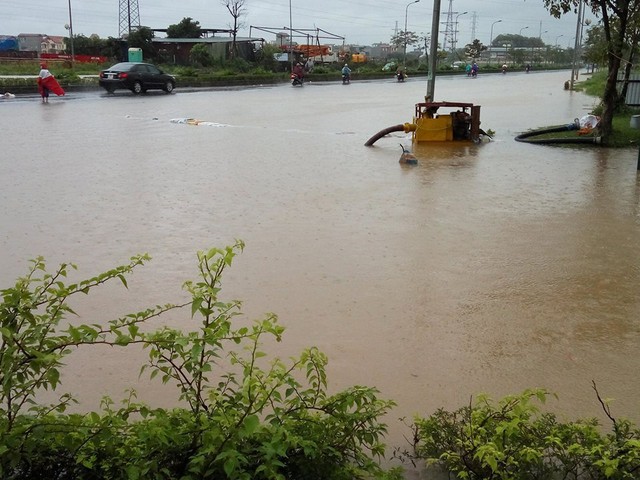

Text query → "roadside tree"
[127,26,155,61]
[222,0,246,60]
[543,0,640,139]
[167,17,202,38]
[582,24,608,67]
[464,39,487,61]
[390,31,420,52]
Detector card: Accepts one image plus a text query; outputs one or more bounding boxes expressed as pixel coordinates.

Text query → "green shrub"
[190,44,213,67]
[311,65,332,74]
[225,57,252,73]
[53,70,81,83]
[173,66,199,77]
[403,387,640,479]
[0,243,396,479]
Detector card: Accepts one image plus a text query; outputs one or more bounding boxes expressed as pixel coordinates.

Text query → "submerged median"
[0,70,422,94]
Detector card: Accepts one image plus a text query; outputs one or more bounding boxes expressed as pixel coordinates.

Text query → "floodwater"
[2,70,640,476]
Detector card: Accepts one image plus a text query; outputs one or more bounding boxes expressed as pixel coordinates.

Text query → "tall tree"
[127,27,155,60]
[493,33,545,48]
[65,34,121,58]
[167,17,202,38]
[221,0,246,59]
[464,39,487,60]
[390,31,420,51]
[543,0,640,139]
[582,24,608,66]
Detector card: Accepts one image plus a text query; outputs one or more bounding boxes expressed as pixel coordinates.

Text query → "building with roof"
[41,35,66,54]
[15,34,66,54]
[151,36,264,65]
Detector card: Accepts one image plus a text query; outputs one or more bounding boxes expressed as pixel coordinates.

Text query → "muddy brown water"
[2,70,639,476]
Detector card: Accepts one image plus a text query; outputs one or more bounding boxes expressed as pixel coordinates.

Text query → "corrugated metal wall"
[619,73,640,107]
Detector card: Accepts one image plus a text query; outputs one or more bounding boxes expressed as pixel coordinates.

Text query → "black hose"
[364,124,407,146]
[515,124,602,145]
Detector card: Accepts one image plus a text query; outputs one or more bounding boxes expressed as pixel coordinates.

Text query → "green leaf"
[242,414,260,436]
[191,297,203,317]
[223,455,238,477]
[128,324,139,338]
[117,274,128,288]
[47,368,60,387]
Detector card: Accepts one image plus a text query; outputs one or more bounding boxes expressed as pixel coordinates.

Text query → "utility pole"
[426,0,441,102]
[66,0,74,67]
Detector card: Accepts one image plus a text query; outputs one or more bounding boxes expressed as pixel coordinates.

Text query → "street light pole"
[555,34,563,47]
[519,26,529,61]
[552,34,564,66]
[489,19,502,63]
[67,0,75,66]
[289,0,293,73]
[570,0,584,90]
[404,0,420,68]
[453,11,467,52]
[534,30,547,64]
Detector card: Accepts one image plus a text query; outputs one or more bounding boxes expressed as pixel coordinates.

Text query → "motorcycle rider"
[396,65,406,82]
[292,62,305,84]
[341,63,351,83]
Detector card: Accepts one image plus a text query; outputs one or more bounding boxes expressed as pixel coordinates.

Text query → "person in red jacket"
[37,63,65,102]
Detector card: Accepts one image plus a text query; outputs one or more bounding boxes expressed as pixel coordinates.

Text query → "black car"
[99,62,175,94]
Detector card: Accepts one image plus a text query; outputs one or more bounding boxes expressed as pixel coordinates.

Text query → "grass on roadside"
[0,59,106,76]
[530,70,640,147]
[525,115,640,147]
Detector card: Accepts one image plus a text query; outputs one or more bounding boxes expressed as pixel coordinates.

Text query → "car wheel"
[132,81,143,94]
[163,81,174,93]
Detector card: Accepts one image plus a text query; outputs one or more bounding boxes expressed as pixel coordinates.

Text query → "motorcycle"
[290,73,303,86]
[342,73,350,85]
[396,71,405,82]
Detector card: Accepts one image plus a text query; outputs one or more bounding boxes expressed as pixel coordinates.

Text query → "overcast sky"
[3,0,595,49]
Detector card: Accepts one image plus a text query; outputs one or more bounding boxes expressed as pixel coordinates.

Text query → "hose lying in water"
[365,123,416,146]
[514,124,602,145]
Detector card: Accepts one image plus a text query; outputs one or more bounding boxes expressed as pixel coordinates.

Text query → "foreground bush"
[0,242,398,479]
[399,388,640,479]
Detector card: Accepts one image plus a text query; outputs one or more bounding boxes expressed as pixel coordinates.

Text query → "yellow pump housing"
[412,101,481,143]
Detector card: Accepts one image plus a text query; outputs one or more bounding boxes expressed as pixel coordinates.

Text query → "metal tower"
[442,0,455,51]
[470,12,478,42]
[118,0,141,38]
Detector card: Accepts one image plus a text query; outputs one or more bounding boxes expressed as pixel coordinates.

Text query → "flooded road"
[2,70,640,474]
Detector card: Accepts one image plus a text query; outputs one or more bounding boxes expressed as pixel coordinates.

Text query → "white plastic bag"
[579,114,600,129]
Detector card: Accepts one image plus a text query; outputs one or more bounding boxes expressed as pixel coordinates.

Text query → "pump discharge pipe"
[364,122,417,147]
